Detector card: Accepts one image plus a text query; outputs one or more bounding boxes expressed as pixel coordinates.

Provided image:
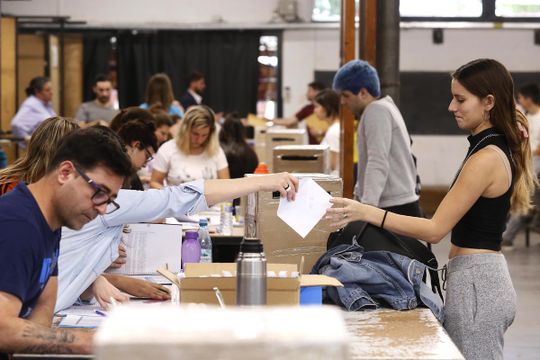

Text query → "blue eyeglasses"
[74,165,120,214]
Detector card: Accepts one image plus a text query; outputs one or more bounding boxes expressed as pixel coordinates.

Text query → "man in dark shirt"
[180,71,206,110]
[0,127,132,356]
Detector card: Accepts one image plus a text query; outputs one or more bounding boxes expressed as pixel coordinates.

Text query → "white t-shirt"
[321,121,340,176]
[152,139,229,186]
[527,111,540,151]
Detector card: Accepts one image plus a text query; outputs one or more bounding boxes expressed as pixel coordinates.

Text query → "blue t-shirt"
[139,103,184,117]
[0,182,60,318]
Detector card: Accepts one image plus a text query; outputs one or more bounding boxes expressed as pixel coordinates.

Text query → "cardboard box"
[179,263,342,306]
[265,128,307,171]
[273,145,330,174]
[95,305,350,360]
[245,174,342,272]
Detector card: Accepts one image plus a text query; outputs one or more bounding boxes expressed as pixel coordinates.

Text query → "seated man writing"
[0,126,132,356]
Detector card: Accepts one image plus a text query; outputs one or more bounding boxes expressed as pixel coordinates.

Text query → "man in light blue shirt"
[11,77,56,143]
[56,174,298,312]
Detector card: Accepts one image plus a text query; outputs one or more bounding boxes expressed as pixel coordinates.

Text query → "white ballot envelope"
[277,178,332,238]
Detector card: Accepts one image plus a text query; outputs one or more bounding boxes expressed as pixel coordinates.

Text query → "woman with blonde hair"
[326,58,535,359]
[151,105,229,188]
[0,116,79,194]
[140,73,184,118]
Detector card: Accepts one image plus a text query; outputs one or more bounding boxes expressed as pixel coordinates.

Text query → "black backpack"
[326,220,444,301]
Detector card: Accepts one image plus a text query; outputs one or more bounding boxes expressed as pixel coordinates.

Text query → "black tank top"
[451,127,515,251]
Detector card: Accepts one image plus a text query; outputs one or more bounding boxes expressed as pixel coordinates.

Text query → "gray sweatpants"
[444,254,516,360]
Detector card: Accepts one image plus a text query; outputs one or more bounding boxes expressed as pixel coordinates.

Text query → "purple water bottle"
[182,231,201,268]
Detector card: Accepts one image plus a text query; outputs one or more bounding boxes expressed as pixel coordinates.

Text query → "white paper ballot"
[108,223,182,275]
[277,178,332,238]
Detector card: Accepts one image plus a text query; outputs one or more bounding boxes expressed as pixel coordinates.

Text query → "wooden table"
[14,308,462,360]
[345,309,464,359]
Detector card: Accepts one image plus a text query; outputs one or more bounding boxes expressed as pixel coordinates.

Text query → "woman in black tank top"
[327,59,536,359]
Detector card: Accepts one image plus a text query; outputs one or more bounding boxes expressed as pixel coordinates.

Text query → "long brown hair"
[0,117,79,184]
[144,73,175,110]
[452,58,536,214]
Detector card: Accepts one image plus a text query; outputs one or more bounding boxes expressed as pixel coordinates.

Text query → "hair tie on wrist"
[380,210,389,229]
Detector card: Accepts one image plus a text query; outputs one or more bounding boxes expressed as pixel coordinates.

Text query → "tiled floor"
[430,232,540,359]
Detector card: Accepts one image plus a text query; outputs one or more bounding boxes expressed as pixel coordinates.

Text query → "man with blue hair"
[333,59,421,217]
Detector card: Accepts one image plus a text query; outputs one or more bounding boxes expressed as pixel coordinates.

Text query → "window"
[496,0,540,17]
[312,0,540,22]
[257,35,279,119]
[312,0,346,22]
[400,0,482,18]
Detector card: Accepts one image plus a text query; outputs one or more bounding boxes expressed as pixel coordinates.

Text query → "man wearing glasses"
[0,127,132,356]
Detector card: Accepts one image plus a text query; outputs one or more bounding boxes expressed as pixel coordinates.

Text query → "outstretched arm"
[327,149,500,243]
[204,172,298,206]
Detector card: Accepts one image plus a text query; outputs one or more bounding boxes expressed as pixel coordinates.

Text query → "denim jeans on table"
[311,242,444,322]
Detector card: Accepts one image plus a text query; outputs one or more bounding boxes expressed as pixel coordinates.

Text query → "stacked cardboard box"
[265,128,307,171]
[273,145,330,174]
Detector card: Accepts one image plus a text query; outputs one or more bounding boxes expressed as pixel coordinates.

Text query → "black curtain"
[117,30,261,116]
[82,33,114,101]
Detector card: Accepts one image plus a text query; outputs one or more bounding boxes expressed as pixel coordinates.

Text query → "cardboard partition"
[245,174,343,272]
[179,263,342,306]
[273,145,330,174]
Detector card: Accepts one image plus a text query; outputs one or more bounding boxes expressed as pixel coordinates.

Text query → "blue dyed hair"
[332,59,381,97]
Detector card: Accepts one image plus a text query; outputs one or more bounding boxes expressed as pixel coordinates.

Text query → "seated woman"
[110,107,159,190]
[0,116,79,194]
[140,73,184,118]
[219,112,259,207]
[151,105,230,188]
[219,112,259,179]
[0,116,170,309]
[314,89,341,176]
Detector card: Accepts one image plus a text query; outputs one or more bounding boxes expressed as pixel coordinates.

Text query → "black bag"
[327,220,444,301]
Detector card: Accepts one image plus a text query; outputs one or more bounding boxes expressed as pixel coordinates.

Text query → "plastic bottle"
[181,231,200,268]
[236,238,267,306]
[220,202,233,235]
[198,218,212,263]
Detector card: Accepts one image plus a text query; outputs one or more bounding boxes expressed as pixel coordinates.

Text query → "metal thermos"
[236,238,267,306]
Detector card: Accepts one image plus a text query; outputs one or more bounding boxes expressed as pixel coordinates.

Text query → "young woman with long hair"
[327,58,535,359]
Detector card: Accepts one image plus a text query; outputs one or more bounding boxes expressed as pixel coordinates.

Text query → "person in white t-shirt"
[150,105,230,188]
[314,89,341,176]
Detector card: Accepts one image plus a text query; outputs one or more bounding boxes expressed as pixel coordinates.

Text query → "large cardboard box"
[179,263,342,306]
[265,128,307,171]
[95,305,350,360]
[273,145,330,174]
[245,174,342,272]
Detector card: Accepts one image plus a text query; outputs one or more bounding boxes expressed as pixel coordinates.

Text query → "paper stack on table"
[277,177,333,238]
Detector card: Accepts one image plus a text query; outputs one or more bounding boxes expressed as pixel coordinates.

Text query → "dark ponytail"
[25,76,50,97]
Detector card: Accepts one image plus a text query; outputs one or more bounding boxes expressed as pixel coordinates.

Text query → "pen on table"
[95,310,107,317]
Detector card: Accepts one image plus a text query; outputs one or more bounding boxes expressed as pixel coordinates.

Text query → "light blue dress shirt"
[55,180,208,312]
[11,95,56,140]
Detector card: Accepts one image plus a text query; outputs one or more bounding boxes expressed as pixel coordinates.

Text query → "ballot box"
[265,128,307,171]
[245,174,342,273]
[273,145,330,174]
